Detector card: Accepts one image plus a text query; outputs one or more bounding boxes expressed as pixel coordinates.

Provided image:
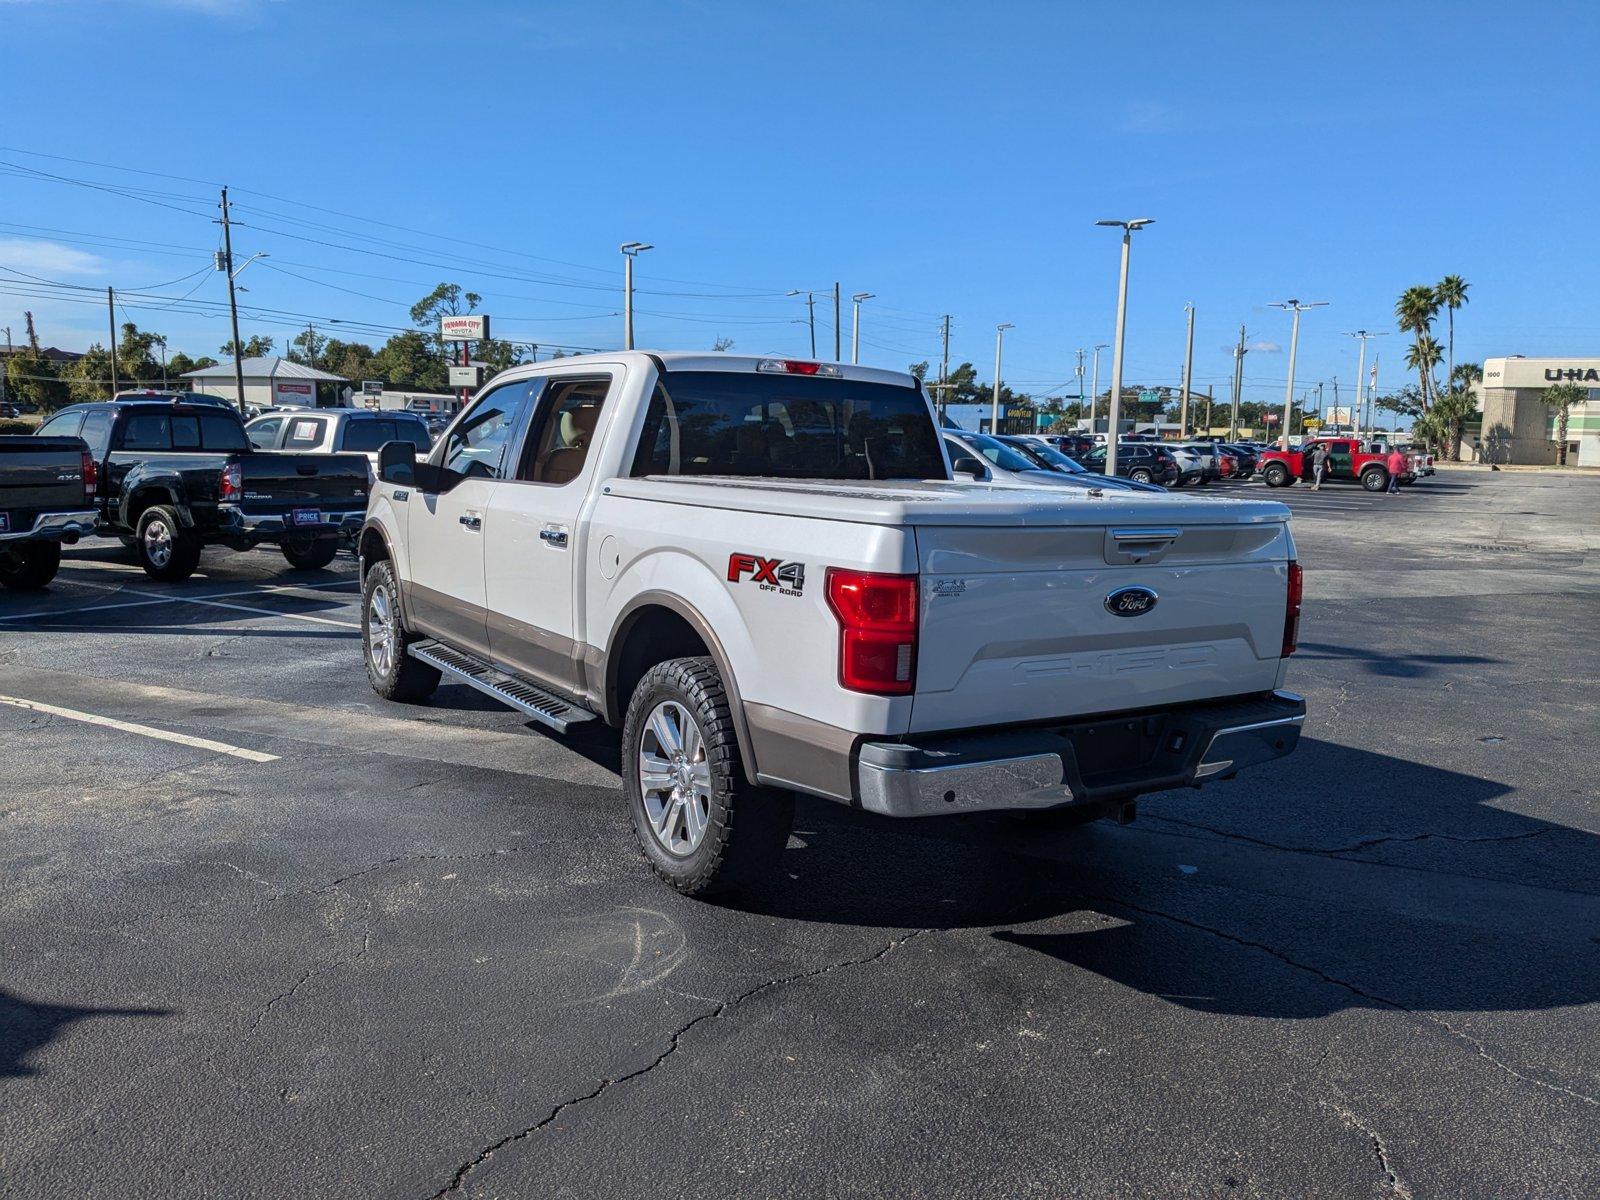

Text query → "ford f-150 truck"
[359,353,1305,896]
[0,435,98,589]
[37,399,370,580]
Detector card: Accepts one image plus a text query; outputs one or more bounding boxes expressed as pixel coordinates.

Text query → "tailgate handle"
[1112,527,1181,545]
[296,464,318,476]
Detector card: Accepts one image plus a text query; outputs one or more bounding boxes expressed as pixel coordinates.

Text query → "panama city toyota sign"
[440,314,490,341]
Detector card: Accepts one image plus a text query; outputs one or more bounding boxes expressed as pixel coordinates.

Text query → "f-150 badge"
[727,552,805,597]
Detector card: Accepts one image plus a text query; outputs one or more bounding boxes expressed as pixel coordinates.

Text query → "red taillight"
[219,461,242,501]
[756,358,842,377]
[80,449,97,502]
[1282,561,1303,657]
[825,568,918,696]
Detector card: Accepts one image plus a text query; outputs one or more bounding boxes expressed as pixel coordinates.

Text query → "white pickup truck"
[358,352,1305,896]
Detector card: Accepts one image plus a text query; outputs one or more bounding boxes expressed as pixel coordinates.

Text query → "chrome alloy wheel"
[142,516,173,568]
[638,700,712,857]
[367,581,398,677]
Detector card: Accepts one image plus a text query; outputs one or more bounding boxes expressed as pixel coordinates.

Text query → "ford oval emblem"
[1105,585,1158,617]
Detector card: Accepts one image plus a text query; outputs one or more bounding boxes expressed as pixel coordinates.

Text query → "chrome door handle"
[459,513,482,531]
[539,527,568,548]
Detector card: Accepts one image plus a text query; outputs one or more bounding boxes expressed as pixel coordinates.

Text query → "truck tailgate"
[0,436,89,530]
[911,518,1291,732]
[239,452,370,513]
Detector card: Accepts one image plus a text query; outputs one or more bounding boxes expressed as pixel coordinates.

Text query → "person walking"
[1311,442,1329,490]
[1385,446,1407,495]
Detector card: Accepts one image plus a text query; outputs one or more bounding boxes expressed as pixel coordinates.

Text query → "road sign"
[1137,389,1160,404]
[449,364,486,388]
[361,380,383,396]
[1325,406,1353,426]
[1264,413,1280,425]
[440,314,490,341]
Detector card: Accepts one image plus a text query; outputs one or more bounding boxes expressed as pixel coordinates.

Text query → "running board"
[409,640,597,732]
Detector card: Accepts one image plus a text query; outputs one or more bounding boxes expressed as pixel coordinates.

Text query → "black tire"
[1361,467,1388,492]
[1263,463,1291,488]
[1129,468,1153,484]
[623,656,794,898]
[134,505,201,581]
[281,533,340,571]
[0,541,62,590]
[362,560,439,702]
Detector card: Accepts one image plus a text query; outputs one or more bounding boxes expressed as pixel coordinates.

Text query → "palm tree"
[1452,361,1483,389]
[1395,285,1440,407]
[1405,334,1443,407]
[1540,382,1585,466]
[1431,387,1478,462]
[1434,275,1470,388]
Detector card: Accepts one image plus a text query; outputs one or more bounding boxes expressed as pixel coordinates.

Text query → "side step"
[409,640,597,733]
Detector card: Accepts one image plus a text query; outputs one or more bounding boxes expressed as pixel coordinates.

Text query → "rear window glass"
[342,418,431,453]
[120,412,171,450]
[284,417,325,448]
[629,371,943,481]
[201,414,249,451]
[952,433,1035,473]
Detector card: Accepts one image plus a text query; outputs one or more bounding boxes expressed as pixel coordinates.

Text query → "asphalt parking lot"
[4,470,1599,1199]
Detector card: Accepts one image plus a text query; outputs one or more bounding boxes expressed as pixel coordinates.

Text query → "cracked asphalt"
[3,470,1599,1199]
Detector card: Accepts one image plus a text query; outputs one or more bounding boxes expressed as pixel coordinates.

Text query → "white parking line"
[0,695,280,762]
[0,578,359,624]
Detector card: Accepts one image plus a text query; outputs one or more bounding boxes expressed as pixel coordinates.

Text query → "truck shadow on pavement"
[0,987,171,1078]
[1293,641,1500,679]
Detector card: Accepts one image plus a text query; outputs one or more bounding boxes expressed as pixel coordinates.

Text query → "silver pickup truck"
[0,434,98,589]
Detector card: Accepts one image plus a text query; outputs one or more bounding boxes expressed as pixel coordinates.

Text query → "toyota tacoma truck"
[37,398,370,580]
[0,434,98,589]
[358,353,1305,896]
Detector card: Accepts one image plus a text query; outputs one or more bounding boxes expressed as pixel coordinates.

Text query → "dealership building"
[1479,357,1600,466]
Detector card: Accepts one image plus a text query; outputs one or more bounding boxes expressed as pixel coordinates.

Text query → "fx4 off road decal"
[727,552,806,597]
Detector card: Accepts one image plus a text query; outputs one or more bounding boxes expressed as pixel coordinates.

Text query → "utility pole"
[1095,218,1153,475]
[1074,347,1085,403]
[937,315,951,423]
[789,291,816,357]
[1229,324,1247,440]
[0,325,9,406]
[1368,355,1380,435]
[991,323,1013,434]
[218,187,248,413]
[620,242,653,351]
[1346,330,1385,437]
[1178,302,1195,437]
[1090,343,1108,434]
[832,282,841,361]
[107,287,120,395]
[1204,385,1213,433]
[850,292,874,364]
[1268,300,1326,448]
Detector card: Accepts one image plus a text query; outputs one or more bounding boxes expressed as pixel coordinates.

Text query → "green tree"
[1405,334,1443,405]
[373,330,447,391]
[1452,361,1483,389]
[113,322,163,385]
[712,337,735,353]
[472,336,525,379]
[320,339,379,386]
[1395,284,1440,407]
[64,344,114,402]
[1540,382,1585,466]
[907,361,929,381]
[287,327,328,368]
[1434,275,1470,387]
[220,334,274,359]
[167,352,219,378]
[5,346,70,410]
[1430,387,1478,461]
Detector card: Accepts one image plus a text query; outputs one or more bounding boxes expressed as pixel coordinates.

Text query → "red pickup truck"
[1258,437,1412,492]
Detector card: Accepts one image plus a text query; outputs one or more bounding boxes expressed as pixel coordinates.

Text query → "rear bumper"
[0,510,99,544]
[854,690,1306,818]
[216,505,365,544]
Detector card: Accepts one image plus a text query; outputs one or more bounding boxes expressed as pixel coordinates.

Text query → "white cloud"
[0,238,104,278]
[1249,340,1282,353]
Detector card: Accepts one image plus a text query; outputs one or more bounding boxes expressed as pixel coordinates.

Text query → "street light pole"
[1269,299,1327,449]
[991,323,1013,434]
[1179,302,1195,437]
[850,292,874,364]
[1096,218,1153,475]
[1230,324,1248,440]
[1346,330,1385,436]
[620,242,653,350]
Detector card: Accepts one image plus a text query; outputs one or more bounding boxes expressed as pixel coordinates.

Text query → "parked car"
[1257,436,1412,491]
[245,408,434,475]
[1165,444,1215,487]
[1216,443,1259,478]
[0,434,98,589]
[35,398,370,580]
[359,352,1304,896]
[112,389,237,411]
[1079,441,1182,486]
[1018,433,1095,461]
[950,432,1156,492]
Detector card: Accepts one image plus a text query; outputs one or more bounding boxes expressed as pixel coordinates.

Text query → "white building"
[181,357,348,410]
[1479,357,1600,466]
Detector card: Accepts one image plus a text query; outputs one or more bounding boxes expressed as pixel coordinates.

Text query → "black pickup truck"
[0,435,99,589]
[36,400,370,581]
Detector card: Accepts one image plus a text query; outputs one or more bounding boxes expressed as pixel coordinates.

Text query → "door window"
[78,410,113,457]
[441,382,531,480]
[247,417,282,449]
[38,411,85,438]
[519,378,609,485]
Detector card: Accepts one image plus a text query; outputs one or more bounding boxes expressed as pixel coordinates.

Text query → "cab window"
[38,411,85,438]
[442,381,532,480]
[119,412,172,450]
[201,414,249,451]
[247,417,283,449]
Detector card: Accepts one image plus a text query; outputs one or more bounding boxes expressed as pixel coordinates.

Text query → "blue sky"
[2,0,1597,411]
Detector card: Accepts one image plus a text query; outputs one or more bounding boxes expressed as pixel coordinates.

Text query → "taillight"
[80,449,97,502]
[219,461,242,501]
[1282,561,1303,657]
[756,358,841,377]
[825,568,918,695]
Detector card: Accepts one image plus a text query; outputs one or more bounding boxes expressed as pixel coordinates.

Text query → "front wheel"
[135,505,202,581]
[281,533,339,570]
[624,656,794,898]
[363,560,439,702]
[0,541,62,590]
[1263,463,1291,488]
[1361,467,1388,492]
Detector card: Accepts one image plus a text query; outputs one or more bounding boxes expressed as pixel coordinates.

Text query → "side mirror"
[377,440,417,487]
[952,456,987,480]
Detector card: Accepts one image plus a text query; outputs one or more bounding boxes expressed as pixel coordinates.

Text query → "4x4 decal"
[727,552,805,597]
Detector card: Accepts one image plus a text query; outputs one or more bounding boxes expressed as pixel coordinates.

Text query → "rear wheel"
[624,656,794,898]
[1361,466,1388,492]
[135,505,201,581]
[1129,467,1153,484]
[363,560,439,702]
[0,541,62,590]
[1263,463,1291,488]
[281,533,339,570]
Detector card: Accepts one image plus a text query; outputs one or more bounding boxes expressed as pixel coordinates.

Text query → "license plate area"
[291,508,322,527]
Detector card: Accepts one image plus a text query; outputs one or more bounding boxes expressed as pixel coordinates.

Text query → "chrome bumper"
[855,691,1306,818]
[0,510,99,544]
[217,506,366,540]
